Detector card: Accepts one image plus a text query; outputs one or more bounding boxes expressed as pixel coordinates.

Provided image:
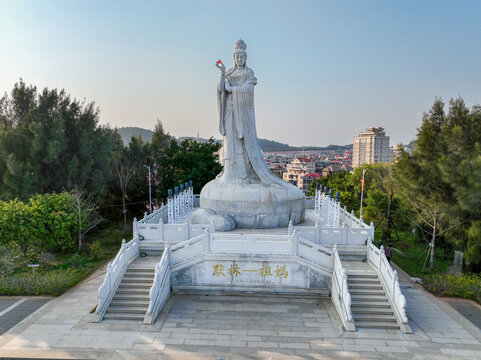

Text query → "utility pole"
[144,164,152,214]
[360,168,367,219]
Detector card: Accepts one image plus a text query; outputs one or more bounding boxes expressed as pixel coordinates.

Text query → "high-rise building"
[352,127,390,167]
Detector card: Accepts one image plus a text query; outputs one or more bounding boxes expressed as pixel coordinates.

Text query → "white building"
[352,127,390,167]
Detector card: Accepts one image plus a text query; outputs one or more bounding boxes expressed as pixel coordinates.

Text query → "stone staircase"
[348,272,399,329]
[103,267,155,321]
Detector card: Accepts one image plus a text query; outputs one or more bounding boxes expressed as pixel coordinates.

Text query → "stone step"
[354,313,397,322]
[350,294,389,302]
[107,306,147,314]
[110,300,150,307]
[123,273,154,278]
[103,313,144,321]
[351,300,390,308]
[348,273,378,279]
[118,283,152,290]
[112,294,148,302]
[347,278,379,284]
[351,307,394,315]
[121,277,154,284]
[348,284,383,290]
[116,288,150,295]
[349,288,385,296]
[356,321,400,329]
[126,268,155,274]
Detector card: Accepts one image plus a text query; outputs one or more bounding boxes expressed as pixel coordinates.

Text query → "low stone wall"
[170,254,331,295]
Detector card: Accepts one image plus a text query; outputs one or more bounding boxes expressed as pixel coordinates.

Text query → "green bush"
[423,274,481,302]
[68,253,83,269]
[89,241,101,259]
[0,246,20,276]
[0,269,77,296]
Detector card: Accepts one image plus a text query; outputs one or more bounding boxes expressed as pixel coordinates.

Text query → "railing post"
[133,217,138,237]
[288,220,293,235]
[315,221,320,244]
[179,184,185,218]
[167,189,174,224]
[370,222,375,238]
[186,217,191,240]
[106,262,112,291]
[393,270,398,299]
[342,223,348,245]
[158,220,164,242]
[210,219,215,234]
[204,228,211,253]
[292,230,298,256]
[121,239,126,267]
[379,245,384,272]
[174,187,180,223]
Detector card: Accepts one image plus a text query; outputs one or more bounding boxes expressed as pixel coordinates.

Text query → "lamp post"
[359,168,367,219]
[144,164,152,214]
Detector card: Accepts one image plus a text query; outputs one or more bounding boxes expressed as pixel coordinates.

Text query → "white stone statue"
[195,39,305,229]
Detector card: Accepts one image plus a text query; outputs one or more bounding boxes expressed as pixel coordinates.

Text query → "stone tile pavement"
[1,262,481,359]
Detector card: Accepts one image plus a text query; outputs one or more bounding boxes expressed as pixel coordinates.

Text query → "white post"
[186,217,191,240]
[288,220,293,235]
[121,239,126,267]
[315,221,320,244]
[179,186,185,218]
[360,168,366,219]
[158,220,164,242]
[204,228,211,253]
[292,230,298,256]
[379,245,384,272]
[393,270,398,299]
[106,262,112,291]
[133,217,138,237]
[167,190,174,224]
[174,187,180,223]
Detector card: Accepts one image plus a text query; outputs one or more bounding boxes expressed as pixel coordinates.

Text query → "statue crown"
[234,39,247,51]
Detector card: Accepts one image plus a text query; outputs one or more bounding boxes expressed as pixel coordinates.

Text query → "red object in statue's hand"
[217,60,222,64]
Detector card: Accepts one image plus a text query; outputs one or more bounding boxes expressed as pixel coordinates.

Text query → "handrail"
[366,239,408,325]
[93,236,139,322]
[144,246,171,324]
[331,244,354,331]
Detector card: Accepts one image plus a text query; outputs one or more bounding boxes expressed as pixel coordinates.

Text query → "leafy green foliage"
[155,137,222,197]
[0,80,119,201]
[424,274,481,302]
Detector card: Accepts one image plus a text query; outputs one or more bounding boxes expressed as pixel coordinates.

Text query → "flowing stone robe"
[199,64,305,229]
[218,67,290,187]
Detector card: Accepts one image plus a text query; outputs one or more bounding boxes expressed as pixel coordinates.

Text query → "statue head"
[233,39,247,68]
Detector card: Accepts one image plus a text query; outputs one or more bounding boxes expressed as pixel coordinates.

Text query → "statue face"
[234,52,246,67]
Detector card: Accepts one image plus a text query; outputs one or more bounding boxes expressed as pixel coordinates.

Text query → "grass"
[0,219,133,296]
[374,227,451,279]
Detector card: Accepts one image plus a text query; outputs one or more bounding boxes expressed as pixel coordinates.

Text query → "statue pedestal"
[200,180,305,229]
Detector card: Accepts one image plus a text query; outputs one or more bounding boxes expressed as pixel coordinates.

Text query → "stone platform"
[2,262,481,359]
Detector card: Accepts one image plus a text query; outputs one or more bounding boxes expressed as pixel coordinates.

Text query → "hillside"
[117,127,352,152]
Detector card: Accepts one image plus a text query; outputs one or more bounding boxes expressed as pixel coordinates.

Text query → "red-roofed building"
[302,173,321,193]
[283,157,316,194]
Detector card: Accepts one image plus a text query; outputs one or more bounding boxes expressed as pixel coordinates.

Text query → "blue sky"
[1,0,480,146]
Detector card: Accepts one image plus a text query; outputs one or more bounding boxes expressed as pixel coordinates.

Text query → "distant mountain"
[117,127,154,144]
[117,127,351,151]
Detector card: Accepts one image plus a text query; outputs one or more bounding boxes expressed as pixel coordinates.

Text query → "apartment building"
[352,127,390,167]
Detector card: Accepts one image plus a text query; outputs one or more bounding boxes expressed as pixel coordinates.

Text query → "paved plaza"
[1,263,481,359]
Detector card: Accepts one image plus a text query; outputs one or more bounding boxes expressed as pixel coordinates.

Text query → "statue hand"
[216,61,226,74]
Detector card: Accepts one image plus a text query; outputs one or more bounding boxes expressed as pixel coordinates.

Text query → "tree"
[111,144,134,226]
[29,193,78,253]
[0,80,116,201]
[0,199,37,258]
[66,189,102,250]
[155,137,222,198]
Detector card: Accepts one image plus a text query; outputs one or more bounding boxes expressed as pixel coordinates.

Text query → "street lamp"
[359,168,367,219]
[144,164,152,214]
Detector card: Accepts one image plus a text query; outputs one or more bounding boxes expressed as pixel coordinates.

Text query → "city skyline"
[1,1,480,147]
